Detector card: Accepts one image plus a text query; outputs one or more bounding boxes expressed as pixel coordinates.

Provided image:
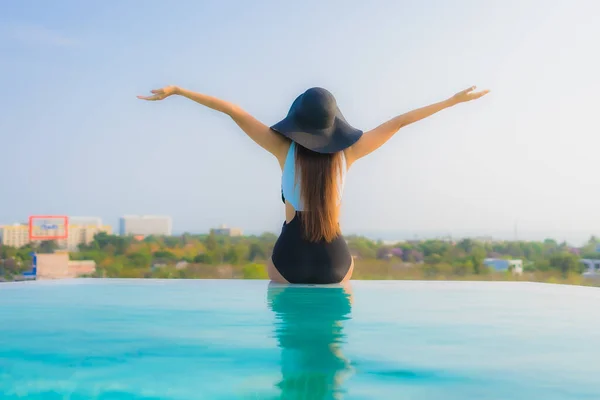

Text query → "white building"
[0,218,110,251]
[508,259,524,275]
[581,259,600,276]
[210,224,243,237]
[60,223,112,251]
[119,215,172,237]
[483,258,523,275]
[0,224,30,248]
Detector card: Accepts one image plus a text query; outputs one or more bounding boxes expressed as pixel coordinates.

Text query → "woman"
[138,85,489,284]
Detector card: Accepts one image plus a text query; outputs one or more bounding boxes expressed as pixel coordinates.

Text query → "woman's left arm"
[344,86,489,166]
[138,86,288,159]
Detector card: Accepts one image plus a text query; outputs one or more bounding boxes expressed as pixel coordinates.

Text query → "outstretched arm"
[345,86,489,166]
[138,86,288,159]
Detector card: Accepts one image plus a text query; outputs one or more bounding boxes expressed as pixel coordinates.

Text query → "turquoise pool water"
[1,279,599,399]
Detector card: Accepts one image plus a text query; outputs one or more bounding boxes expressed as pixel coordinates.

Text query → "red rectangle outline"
[29,215,69,240]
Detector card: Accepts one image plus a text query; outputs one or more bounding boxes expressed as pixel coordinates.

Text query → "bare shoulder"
[228,105,290,163]
[343,123,388,167]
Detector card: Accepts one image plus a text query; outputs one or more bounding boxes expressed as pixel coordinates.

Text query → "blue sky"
[1,0,599,244]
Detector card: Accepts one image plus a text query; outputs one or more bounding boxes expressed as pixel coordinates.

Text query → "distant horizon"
[2,215,597,247]
[171,228,597,247]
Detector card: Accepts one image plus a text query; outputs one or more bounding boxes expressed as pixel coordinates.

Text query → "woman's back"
[281,141,347,212]
[281,141,348,240]
[272,141,354,284]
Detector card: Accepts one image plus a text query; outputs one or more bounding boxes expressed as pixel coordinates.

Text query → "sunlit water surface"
[1,279,599,399]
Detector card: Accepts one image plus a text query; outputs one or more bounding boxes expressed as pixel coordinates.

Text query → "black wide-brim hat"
[270,87,363,154]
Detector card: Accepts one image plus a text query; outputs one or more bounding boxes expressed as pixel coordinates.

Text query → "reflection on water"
[267,283,354,399]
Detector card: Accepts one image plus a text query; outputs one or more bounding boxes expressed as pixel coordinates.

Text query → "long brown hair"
[295,144,344,243]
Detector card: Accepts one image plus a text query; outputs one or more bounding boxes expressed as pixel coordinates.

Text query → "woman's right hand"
[452,86,490,104]
[137,85,180,101]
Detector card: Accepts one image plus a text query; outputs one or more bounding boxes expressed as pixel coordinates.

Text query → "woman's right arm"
[344,86,489,166]
[138,86,288,160]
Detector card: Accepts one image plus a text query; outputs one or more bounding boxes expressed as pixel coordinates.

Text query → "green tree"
[242,263,268,279]
[454,261,470,276]
[470,246,487,274]
[193,253,213,264]
[248,243,267,261]
[259,232,278,242]
[549,252,582,277]
[347,237,377,259]
[0,257,24,276]
[126,251,152,268]
[456,239,474,254]
[143,235,159,243]
[86,232,130,255]
[224,244,249,265]
[91,232,112,249]
[0,245,17,260]
[163,236,182,247]
[580,235,600,259]
[205,233,218,251]
[153,250,177,261]
[505,242,525,258]
[103,261,125,278]
[425,254,443,264]
[38,240,58,254]
[420,240,452,257]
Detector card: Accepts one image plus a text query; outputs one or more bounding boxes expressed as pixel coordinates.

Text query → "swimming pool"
[1,279,599,399]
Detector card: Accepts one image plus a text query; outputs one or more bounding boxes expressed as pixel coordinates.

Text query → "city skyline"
[119,215,172,237]
[1,212,598,246]
[1,1,599,243]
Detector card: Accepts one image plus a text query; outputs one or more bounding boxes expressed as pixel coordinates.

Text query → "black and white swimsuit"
[271,142,352,284]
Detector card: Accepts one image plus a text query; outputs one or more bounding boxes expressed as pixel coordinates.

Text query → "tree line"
[1,232,598,285]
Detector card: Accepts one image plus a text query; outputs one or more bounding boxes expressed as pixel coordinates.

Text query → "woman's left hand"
[451,86,490,104]
[137,86,179,101]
